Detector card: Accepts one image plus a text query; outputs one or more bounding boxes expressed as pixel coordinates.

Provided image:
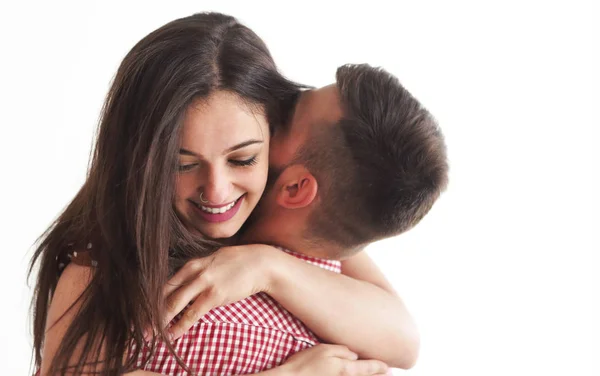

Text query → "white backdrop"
[0,1,597,375]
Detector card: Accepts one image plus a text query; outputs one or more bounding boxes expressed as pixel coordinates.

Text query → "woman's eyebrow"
[224,139,263,153]
[179,139,263,158]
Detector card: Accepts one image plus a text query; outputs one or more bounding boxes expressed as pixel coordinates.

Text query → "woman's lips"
[191,194,245,223]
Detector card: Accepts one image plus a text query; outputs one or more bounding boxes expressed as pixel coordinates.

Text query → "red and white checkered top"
[136,248,341,376]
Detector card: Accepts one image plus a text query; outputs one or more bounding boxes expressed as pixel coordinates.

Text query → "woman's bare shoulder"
[49,261,94,324]
[40,259,95,375]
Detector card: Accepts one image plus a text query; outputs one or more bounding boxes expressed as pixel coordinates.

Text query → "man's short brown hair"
[296,64,449,252]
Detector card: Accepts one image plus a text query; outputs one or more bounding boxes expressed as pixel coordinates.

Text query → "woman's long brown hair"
[28,12,302,375]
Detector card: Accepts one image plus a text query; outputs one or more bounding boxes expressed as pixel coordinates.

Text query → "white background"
[1,1,597,375]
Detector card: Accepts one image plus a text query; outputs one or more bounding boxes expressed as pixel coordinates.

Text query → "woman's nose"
[201,167,233,205]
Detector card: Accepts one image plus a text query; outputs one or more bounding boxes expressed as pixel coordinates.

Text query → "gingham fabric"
[136,248,342,375]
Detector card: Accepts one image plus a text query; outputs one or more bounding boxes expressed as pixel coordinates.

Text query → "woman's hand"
[275,344,389,376]
[160,244,278,340]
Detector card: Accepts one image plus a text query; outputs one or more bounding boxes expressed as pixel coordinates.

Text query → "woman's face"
[174,91,270,239]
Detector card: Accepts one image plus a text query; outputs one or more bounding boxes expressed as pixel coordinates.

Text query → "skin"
[174,90,270,240]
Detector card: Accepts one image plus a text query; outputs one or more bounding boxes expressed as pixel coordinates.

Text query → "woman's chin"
[196,222,242,240]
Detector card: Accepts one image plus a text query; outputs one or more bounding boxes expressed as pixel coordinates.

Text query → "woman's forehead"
[181,92,268,156]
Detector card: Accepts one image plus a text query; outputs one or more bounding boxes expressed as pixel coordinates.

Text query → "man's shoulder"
[177,292,318,344]
[275,246,342,273]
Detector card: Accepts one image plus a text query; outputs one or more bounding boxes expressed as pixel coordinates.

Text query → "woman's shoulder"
[49,256,95,327]
[47,242,97,334]
[50,242,98,324]
[40,254,96,374]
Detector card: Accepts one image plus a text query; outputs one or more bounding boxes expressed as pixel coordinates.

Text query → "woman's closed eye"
[229,156,258,167]
[178,156,257,172]
[178,163,199,172]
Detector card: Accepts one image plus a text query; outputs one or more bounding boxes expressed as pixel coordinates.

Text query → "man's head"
[244,64,448,259]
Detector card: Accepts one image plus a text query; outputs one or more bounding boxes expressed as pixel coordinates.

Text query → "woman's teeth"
[199,199,237,214]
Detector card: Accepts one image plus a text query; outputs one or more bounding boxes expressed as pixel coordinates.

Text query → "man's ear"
[275,165,318,209]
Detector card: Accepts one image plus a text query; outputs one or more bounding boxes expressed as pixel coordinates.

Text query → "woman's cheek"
[175,173,200,198]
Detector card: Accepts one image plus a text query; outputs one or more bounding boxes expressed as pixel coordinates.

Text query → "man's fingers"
[167,293,215,341]
[346,359,389,376]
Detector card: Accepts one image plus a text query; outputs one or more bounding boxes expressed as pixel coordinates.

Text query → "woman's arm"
[266,248,419,369]
[43,258,389,375]
[162,245,418,369]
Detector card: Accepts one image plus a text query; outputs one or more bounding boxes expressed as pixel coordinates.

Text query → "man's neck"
[239,227,335,260]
